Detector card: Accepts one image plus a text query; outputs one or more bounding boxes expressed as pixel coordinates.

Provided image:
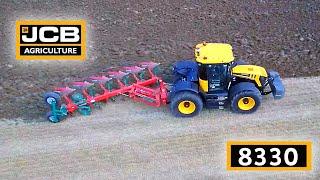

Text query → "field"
[0,0,319,120]
[0,1,319,179]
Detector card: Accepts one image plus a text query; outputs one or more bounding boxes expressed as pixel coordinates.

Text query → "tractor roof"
[195,43,235,64]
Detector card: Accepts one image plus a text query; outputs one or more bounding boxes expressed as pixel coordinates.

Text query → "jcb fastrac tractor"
[169,42,284,117]
[44,42,284,122]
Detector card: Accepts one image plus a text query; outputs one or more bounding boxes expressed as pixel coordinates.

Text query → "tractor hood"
[231,64,285,99]
[231,64,268,87]
[232,65,268,78]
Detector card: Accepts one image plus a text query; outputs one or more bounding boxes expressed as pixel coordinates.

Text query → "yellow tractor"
[169,42,285,117]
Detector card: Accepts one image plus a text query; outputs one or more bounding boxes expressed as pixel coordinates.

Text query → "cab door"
[207,64,229,92]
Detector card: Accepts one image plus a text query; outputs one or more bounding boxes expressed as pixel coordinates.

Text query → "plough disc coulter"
[44,62,167,123]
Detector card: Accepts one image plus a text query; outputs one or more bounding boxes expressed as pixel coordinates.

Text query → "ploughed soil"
[0,0,319,120]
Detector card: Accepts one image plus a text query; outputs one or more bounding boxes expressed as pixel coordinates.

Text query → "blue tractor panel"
[172,60,198,82]
[268,71,285,99]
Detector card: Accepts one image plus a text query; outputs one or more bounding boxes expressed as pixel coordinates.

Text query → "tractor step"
[202,91,228,109]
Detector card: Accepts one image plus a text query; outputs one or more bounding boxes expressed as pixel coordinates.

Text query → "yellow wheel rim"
[178,101,196,114]
[238,97,256,111]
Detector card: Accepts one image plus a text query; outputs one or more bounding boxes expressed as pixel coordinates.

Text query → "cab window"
[198,63,207,80]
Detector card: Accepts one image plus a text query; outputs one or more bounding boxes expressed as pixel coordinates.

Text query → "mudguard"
[169,80,199,102]
[172,60,198,82]
[229,82,259,99]
[268,71,285,99]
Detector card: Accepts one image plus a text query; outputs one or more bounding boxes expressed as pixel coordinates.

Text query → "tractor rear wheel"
[230,83,262,113]
[170,91,203,117]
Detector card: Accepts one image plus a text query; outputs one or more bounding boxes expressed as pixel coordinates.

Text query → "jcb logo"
[16,20,86,60]
[21,26,80,43]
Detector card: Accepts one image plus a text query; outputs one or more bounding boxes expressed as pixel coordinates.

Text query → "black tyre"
[230,83,262,114]
[170,91,203,117]
[44,92,61,105]
[46,111,60,123]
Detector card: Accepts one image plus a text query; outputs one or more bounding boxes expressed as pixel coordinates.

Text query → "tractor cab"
[195,43,234,93]
[195,43,234,108]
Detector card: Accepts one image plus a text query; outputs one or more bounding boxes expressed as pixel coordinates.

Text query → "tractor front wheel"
[230,89,262,114]
[170,91,203,117]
